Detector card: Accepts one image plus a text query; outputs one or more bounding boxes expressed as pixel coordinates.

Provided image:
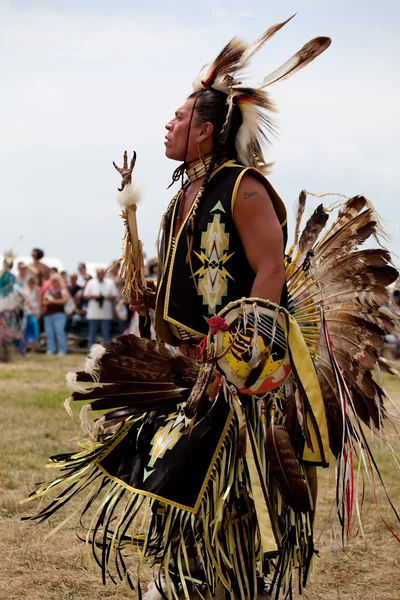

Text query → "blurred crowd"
[0,247,158,359]
[1,246,400,361]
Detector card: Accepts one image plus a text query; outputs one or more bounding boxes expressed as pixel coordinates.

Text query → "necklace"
[175,156,213,226]
[185,156,213,183]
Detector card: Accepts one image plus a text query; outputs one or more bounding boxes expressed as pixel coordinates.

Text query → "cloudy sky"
[1,0,399,271]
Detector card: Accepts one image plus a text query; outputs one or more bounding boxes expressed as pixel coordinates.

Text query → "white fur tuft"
[143,580,166,600]
[65,371,78,389]
[88,343,107,361]
[116,182,142,208]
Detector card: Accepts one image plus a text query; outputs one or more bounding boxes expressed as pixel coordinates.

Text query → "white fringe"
[79,404,94,440]
[63,396,73,418]
[249,302,261,368]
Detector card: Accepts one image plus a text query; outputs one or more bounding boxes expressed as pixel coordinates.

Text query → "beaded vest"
[155,161,287,345]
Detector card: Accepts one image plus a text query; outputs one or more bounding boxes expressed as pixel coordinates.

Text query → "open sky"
[1,0,399,271]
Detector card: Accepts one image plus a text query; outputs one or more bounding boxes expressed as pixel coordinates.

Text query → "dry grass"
[0,354,399,599]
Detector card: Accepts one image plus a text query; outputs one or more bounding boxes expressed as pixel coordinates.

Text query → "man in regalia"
[26,16,400,600]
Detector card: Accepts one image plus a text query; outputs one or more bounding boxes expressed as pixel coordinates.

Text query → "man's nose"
[165,121,172,131]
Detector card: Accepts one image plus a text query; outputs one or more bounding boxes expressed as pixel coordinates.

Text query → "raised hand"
[113,150,137,192]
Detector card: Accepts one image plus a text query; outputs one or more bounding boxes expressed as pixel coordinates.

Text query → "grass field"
[0,354,399,600]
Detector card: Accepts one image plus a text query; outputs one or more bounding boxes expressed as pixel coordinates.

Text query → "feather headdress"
[192,15,331,172]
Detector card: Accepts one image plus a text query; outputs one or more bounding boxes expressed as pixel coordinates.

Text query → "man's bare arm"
[233,174,286,304]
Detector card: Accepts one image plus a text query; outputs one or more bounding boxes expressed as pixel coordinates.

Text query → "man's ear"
[199,121,214,141]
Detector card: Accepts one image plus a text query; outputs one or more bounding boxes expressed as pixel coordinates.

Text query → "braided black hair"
[189,88,242,162]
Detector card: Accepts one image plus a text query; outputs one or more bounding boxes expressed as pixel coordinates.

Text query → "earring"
[197,144,206,166]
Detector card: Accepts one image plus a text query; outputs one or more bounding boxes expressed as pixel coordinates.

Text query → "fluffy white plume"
[235,103,261,166]
[116,182,142,208]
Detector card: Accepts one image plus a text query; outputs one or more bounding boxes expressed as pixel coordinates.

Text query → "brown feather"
[318,195,367,245]
[265,424,311,513]
[315,211,376,263]
[298,203,329,256]
[184,362,215,419]
[317,364,344,457]
[293,190,307,247]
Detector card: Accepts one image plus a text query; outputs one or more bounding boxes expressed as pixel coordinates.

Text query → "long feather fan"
[287,190,400,543]
[66,335,199,431]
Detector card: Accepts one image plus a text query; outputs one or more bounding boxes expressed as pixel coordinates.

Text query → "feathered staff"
[113,151,147,304]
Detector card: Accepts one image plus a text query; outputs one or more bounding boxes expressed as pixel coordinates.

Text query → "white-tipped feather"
[116,182,142,208]
[65,371,93,394]
[84,344,106,382]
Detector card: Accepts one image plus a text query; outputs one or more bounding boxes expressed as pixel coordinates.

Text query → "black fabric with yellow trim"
[97,397,233,512]
[155,161,287,345]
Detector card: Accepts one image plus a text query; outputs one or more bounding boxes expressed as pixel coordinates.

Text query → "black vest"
[155,161,287,345]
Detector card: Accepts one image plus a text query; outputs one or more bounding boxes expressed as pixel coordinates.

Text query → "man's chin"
[165,147,184,162]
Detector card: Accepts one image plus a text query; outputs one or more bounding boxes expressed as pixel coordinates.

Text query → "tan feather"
[318,195,367,245]
[239,14,296,68]
[314,210,376,263]
[261,37,331,88]
[293,189,307,247]
[193,37,247,90]
[298,203,329,256]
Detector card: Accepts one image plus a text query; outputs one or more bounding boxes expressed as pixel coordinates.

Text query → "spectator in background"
[41,267,59,313]
[77,263,91,288]
[29,248,50,287]
[84,268,118,349]
[42,273,69,355]
[68,273,81,299]
[60,271,69,288]
[107,261,122,288]
[20,275,41,354]
[17,262,29,286]
[392,289,400,359]
[138,258,158,339]
[147,258,158,282]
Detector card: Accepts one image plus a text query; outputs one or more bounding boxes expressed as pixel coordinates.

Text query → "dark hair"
[189,89,242,161]
[183,89,243,263]
[32,248,44,260]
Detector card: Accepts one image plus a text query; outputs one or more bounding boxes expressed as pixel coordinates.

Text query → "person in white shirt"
[84,268,119,348]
